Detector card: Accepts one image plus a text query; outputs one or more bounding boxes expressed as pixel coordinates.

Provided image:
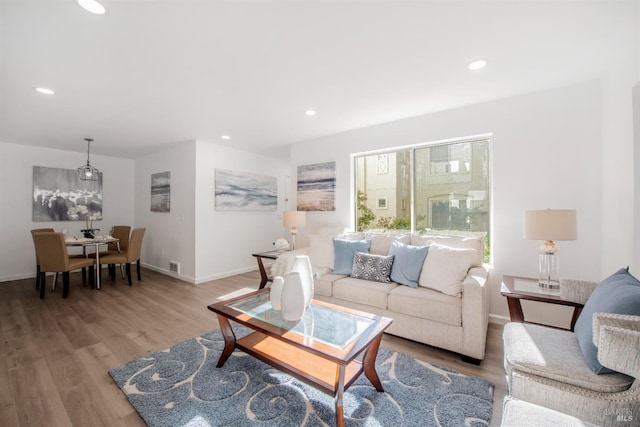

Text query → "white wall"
[290,81,608,328]
[134,141,197,282]
[194,141,289,283]
[0,141,134,281]
[133,139,290,284]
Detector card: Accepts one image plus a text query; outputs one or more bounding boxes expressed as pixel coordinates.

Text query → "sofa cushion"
[309,234,335,270]
[332,276,396,310]
[388,241,429,288]
[504,322,633,393]
[313,272,347,297]
[350,252,394,283]
[364,232,411,255]
[388,285,462,326]
[332,239,371,275]
[411,234,484,266]
[573,267,640,374]
[418,242,475,296]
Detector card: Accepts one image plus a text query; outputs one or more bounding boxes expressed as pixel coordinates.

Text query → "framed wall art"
[215,169,277,211]
[297,161,336,211]
[151,171,171,212]
[32,166,103,222]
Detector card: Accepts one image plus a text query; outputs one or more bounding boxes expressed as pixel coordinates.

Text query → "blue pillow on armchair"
[333,238,371,275]
[573,267,640,374]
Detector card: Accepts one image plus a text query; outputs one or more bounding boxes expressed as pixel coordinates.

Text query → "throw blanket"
[270,248,329,279]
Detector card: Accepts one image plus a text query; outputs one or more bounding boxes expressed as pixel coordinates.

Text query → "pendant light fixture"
[78,138,100,181]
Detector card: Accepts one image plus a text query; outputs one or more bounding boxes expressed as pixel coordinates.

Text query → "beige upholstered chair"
[99,228,145,286]
[30,228,54,290]
[503,278,640,426]
[92,225,131,278]
[33,232,95,298]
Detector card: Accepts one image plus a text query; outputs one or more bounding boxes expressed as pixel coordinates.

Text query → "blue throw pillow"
[574,267,640,374]
[333,239,371,275]
[388,241,429,288]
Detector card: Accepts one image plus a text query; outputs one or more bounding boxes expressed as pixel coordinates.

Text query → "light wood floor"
[0,268,507,426]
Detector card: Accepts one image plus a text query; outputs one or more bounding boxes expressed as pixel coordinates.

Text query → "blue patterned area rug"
[109,327,494,427]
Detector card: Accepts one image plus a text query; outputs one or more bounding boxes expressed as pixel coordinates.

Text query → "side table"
[251,250,279,289]
[500,275,584,331]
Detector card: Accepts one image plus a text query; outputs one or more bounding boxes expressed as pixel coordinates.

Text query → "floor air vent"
[169,261,180,274]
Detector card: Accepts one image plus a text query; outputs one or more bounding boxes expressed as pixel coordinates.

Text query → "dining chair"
[33,232,95,299]
[92,225,131,279]
[99,228,145,286]
[30,228,54,290]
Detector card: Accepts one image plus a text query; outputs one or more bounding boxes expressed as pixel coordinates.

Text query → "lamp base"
[538,249,560,290]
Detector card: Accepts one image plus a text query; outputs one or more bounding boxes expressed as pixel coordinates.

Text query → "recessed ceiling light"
[77,0,106,15]
[468,59,487,71]
[35,87,55,95]
[221,135,231,140]
[305,110,316,116]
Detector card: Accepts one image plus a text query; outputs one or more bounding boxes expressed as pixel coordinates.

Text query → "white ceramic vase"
[270,276,284,310]
[280,272,306,322]
[291,255,314,307]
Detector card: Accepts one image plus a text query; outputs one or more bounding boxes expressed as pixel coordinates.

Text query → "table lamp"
[283,211,306,250]
[524,209,577,289]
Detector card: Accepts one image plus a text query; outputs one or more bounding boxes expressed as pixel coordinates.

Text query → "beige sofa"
[272,232,490,363]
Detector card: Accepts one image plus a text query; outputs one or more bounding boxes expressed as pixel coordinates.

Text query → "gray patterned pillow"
[350,252,395,283]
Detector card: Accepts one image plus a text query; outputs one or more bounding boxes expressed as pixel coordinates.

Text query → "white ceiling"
[0,1,635,159]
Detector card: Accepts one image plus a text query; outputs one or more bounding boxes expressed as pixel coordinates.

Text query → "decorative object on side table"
[523,209,577,289]
[283,210,306,249]
[273,238,289,253]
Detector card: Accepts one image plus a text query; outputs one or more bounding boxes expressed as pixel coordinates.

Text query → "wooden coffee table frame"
[208,290,392,427]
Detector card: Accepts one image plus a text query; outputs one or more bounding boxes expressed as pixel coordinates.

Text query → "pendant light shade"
[78,138,100,181]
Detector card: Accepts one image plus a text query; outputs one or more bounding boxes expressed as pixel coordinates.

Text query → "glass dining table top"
[226,291,376,349]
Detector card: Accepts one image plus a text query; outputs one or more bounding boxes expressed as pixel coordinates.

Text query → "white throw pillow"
[309,234,335,269]
[418,242,475,296]
[411,234,484,266]
[364,232,411,255]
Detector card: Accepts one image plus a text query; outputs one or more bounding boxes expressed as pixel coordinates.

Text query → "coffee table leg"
[216,316,236,368]
[362,333,385,392]
[335,365,346,427]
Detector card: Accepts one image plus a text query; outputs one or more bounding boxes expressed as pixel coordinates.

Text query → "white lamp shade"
[283,211,306,228]
[524,209,577,241]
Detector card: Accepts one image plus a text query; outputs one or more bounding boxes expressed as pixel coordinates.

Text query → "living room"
[1,1,639,426]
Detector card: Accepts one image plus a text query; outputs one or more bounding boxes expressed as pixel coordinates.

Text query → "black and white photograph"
[151,171,171,212]
[32,166,103,222]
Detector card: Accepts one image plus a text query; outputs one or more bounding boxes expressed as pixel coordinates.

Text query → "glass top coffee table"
[208,289,393,427]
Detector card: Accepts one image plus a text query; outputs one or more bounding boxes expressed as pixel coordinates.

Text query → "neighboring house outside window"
[354,136,490,261]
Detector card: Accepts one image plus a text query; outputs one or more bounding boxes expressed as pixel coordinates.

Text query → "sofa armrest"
[593,313,640,378]
[559,278,598,304]
[460,264,490,360]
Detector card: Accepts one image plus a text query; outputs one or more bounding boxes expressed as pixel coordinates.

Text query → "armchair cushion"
[503,322,634,394]
[573,268,640,374]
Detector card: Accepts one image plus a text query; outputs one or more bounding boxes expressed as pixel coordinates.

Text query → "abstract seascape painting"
[32,166,103,222]
[214,169,277,211]
[151,171,171,212]
[297,161,336,211]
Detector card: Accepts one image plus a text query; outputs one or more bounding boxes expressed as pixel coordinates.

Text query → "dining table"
[65,236,120,290]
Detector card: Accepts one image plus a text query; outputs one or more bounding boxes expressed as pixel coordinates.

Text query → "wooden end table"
[501,275,584,331]
[251,250,279,289]
[208,289,393,427]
